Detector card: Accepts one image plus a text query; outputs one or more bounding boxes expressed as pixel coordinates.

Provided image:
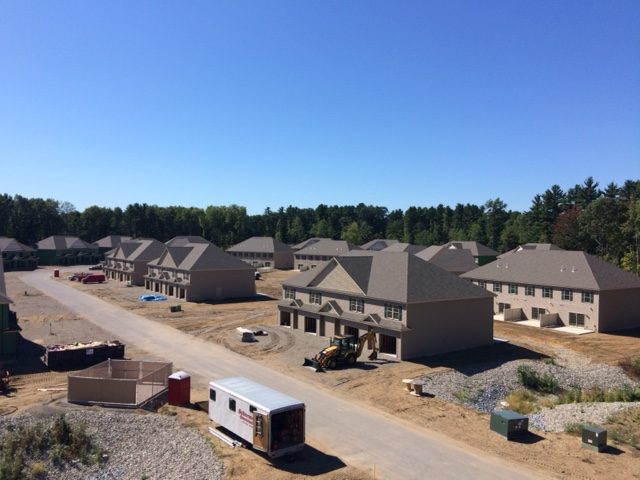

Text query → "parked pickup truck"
[81,274,106,284]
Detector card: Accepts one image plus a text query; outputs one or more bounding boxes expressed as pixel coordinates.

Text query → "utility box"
[582,425,607,452]
[170,305,182,313]
[490,410,529,439]
[168,371,191,406]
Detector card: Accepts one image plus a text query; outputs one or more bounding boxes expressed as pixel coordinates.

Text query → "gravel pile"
[0,410,225,480]
[529,402,640,432]
[422,360,635,431]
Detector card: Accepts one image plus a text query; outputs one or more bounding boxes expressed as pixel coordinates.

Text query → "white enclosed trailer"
[208,377,305,458]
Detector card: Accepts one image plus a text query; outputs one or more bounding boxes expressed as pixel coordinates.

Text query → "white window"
[284,288,296,300]
[561,289,573,301]
[309,292,322,304]
[493,282,502,293]
[525,285,535,296]
[349,298,364,313]
[508,284,518,294]
[581,291,593,303]
[542,287,553,298]
[384,304,402,320]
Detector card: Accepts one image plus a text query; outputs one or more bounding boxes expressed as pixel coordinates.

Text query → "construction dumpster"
[44,341,125,370]
[490,410,529,439]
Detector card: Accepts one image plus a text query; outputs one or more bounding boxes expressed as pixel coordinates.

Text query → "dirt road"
[21,269,540,480]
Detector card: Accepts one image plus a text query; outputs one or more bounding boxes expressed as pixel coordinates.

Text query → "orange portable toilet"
[168,371,191,406]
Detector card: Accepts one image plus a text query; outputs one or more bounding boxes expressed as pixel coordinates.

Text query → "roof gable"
[311,260,367,295]
[227,236,293,253]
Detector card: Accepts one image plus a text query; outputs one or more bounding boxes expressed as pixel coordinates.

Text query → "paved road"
[23,270,540,480]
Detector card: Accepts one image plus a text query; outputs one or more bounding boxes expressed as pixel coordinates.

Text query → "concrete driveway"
[22,269,541,480]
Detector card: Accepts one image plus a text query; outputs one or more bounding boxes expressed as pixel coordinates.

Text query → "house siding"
[598,289,640,332]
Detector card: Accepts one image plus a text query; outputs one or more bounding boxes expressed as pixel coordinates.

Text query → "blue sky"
[1,1,638,214]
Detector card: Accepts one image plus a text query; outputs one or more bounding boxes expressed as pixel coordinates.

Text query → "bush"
[0,414,106,477]
[619,356,640,380]
[564,422,583,435]
[556,385,640,405]
[504,389,539,415]
[517,365,559,394]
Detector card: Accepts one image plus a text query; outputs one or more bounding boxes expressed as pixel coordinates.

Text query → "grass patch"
[619,356,640,380]
[556,385,640,404]
[564,422,584,435]
[0,414,107,480]
[605,406,640,450]
[453,387,482,403]
[504,389,540,415]
[517,365,559,394]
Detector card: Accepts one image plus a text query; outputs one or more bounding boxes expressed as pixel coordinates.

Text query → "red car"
[81,274,106,284]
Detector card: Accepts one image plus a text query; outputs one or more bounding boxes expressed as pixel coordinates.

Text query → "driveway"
[22,269,541,480]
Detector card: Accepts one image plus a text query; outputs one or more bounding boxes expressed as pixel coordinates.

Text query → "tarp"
[138,294,167,302]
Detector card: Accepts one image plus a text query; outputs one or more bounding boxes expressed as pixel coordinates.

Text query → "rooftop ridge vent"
[560,265,565,272]
[571,265,576,273]
[496,261,501,268]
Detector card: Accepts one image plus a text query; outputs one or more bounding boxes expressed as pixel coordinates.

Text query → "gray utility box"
[490,410,529,440]
[582,425,607,452]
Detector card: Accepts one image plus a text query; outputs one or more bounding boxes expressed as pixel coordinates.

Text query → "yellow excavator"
[303,329,378,372]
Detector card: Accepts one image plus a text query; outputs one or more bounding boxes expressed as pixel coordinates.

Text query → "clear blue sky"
[1,1,638,214]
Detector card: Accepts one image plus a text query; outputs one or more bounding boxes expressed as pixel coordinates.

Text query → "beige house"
[278,251,493,360]
[227,237,294,269]
[293,239,360,271]
[103,239,166,285]
[145,241,255,302]
[461,250,640,332]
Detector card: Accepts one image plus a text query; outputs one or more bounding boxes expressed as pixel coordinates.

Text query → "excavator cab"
[330,335,356,353]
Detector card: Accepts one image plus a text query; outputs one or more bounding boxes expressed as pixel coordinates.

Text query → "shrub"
[30,462,46,479]
[619,356,640,380]
[517,365,559,394]
[504,389,539,415]
[564,422,583,435]
[556,385,640,405]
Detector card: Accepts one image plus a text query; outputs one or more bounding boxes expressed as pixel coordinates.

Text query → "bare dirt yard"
[4,267,640,479]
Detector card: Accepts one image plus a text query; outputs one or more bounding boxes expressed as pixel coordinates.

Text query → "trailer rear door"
[252,412,269,452]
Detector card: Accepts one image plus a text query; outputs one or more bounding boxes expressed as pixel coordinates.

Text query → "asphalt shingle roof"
[284,251,491,304]
[294,239,360,257]
[0,237,35,253]
[360,239,399,251]
[442,241,498,257]
[149,242,253,271]
[461,250,640,291]
[94,236,133,248]
[416,248,478,274]
[227,237,293,253]
[37,236,96,250]
[381,242,426,255]
[108,239,166,262]
[165,236,210,247]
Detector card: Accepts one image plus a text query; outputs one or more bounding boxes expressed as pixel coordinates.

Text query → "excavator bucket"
[368,351,378,361]
[302,357,324,372]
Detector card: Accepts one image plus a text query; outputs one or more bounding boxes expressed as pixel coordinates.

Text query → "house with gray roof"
[499,243,563,257]
[461,250,640,332]
[416,246,479,276]
[145,241,255,302]
[94,235,133,256]
[360,239,399,251]
[227,236,294,269]
[36,236,100,266]
[292,238,329,251]
[381,242,426,255]
[0,261,18,362]
[165,236,210,247]
[103,239,166,285]
[278,251,493,360]
[442,241,498,266]
[293,239,360,271]
[0,237,37,271]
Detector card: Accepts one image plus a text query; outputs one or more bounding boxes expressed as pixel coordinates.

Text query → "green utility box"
[582,425,607,452]
[490,410,529,439]
[170,304,182,313]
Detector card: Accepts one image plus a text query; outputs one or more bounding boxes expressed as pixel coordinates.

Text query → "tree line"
[1,176,639,274]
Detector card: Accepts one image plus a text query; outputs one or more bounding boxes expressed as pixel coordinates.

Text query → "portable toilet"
[168,371,191,406]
